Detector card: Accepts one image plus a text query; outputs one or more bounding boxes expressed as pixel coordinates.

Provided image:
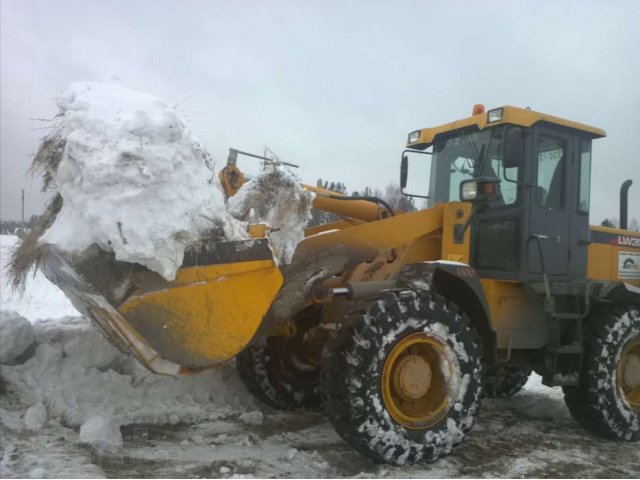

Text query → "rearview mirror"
[503,127,524,169]
[400,155,408,189]
[400,149,431,199]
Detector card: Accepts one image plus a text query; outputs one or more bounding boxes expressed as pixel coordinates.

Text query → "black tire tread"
[485,366,532,398]
[321,289,483,464]
[236,338,321,411]
[563,302,640,441]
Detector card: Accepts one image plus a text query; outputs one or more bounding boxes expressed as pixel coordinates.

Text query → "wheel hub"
[618,338,640,411]
[395,354,433,400]
[381,332,457,430]
[623,355,640,388]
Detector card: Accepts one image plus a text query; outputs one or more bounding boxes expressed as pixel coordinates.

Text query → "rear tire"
[563,303,640,441]
[321,290,483,465]
[236,308,323,411]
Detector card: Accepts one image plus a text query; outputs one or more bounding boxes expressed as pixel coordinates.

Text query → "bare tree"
[383,182,416,213]
[308,178,349,227]
[601,218,619,228]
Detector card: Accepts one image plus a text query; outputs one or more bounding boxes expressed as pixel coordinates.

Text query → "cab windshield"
[428,126,518,207]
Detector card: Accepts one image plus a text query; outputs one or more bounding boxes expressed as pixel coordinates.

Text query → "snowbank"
[24,403,47,432]
[1,235,78,320]
[0,311,34,364]
[37,81,245,280]
[1,239,257,465]
[0,314,256,430]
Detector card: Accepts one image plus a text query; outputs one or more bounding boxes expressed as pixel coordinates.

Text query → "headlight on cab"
[487,108,504,123]
[460,177,501,203]
[407,130,421,144]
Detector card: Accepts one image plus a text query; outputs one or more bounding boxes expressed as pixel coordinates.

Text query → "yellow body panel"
[441,202,471,263]
[407,105,606,149]
[304,219,362,237]
[588,243,618,281]
[298,204,447,260]
[480,279,547,349]
[119,259,283,368]
[588,226,640,286]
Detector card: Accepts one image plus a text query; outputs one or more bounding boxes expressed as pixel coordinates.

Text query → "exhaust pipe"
[620,179,633,230]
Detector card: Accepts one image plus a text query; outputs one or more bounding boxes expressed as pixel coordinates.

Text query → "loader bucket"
[39,239,283,374]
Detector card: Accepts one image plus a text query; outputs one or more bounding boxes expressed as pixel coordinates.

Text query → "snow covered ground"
[1,234,639,478]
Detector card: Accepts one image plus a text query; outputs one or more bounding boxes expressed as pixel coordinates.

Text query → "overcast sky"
[1,0,639,223]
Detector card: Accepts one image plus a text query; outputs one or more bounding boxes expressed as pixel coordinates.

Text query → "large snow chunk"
[39,81,244,280]
[239,410,264,426]
[79,415,122,452]
[0,311,35,364]
[24,402,47,432]
[227,166,314,263]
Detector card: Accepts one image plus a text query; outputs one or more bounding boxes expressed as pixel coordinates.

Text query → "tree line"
[601,217,640,231]
[0,215,39,235]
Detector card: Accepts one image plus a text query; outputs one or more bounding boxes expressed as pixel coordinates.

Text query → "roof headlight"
[487,108,504,123]
[408,130,421,144]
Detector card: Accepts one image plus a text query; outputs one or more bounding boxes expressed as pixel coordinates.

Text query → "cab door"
[527,128,573,277]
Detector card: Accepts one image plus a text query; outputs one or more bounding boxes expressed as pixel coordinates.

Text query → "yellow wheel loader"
[39,105,640,465]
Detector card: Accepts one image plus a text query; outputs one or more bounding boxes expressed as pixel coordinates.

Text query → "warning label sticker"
[619,251,640,279]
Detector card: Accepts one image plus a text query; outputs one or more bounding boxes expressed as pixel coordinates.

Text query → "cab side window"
[536,135,566,209]
[578,140,592,214]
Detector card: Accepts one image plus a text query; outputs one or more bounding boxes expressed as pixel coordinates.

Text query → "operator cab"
[402,105,606,284]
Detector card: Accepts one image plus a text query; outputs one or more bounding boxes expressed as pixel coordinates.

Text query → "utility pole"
[21,189,25,228]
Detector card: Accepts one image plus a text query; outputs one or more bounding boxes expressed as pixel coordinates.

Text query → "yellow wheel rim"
[381,332,457,429]
[618,337,640,411]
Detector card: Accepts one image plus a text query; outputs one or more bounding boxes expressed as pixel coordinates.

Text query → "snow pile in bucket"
[33,81,246,280]
[11,81,315,284]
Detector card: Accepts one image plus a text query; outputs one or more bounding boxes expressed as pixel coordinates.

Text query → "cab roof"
[406,105,606,149]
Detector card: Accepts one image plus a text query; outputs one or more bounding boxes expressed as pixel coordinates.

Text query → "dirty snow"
[23,402,46,432]
[227,165,314,263]
[238,411,264,427]
[1,234,639,478]
[37,82,246,280]
[79,416,123,452]
[0,309,255,428]
[0,311,34,364]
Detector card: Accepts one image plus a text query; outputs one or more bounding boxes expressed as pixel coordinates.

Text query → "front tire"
[237,308,323,411]
[563,303,640,441]
[321,290,483,465]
